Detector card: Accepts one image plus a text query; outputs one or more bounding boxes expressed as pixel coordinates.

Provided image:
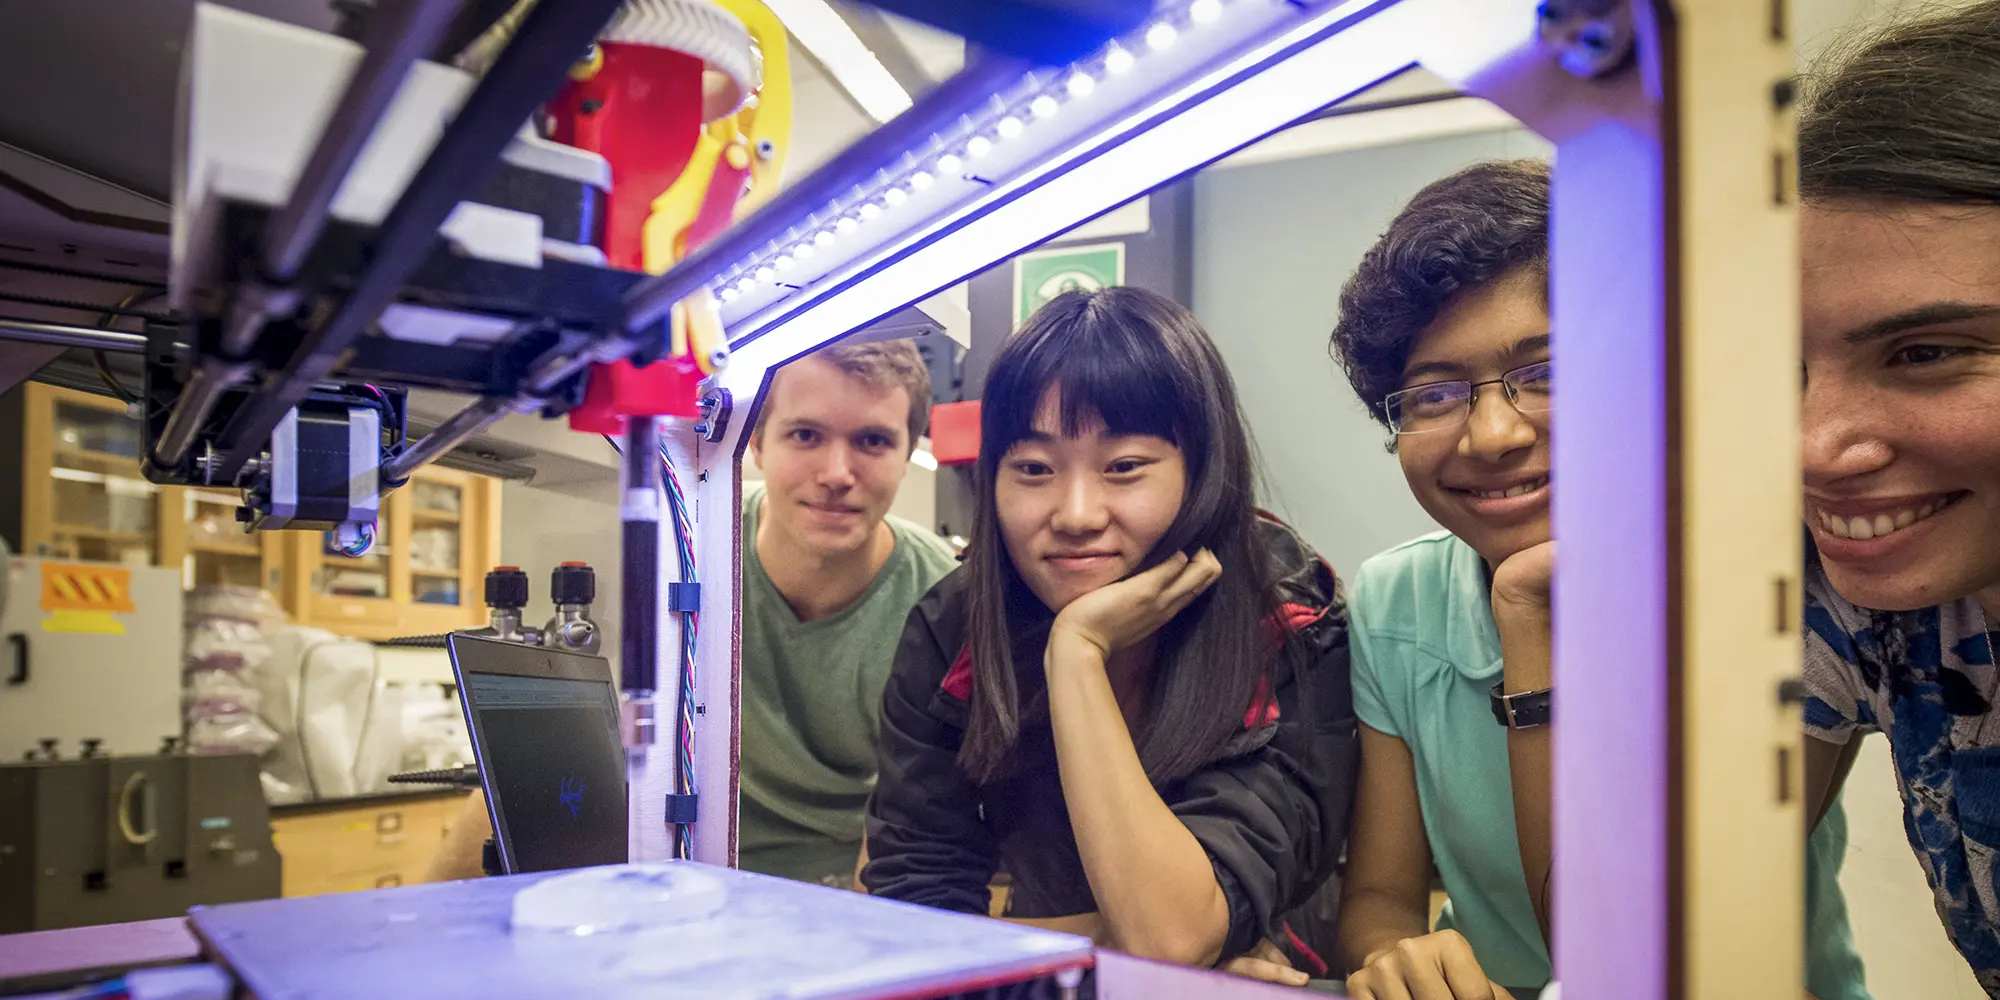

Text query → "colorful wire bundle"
[601,429,701,860]
[335,520,375,557]
[656,439,699,861]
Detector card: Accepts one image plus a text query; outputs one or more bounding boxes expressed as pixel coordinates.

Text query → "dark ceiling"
[0,0,338,201]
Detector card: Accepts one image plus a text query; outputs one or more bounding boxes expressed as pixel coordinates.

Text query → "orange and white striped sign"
[40,563,136,614]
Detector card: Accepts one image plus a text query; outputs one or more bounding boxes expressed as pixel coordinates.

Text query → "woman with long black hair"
[861,286,1357,975]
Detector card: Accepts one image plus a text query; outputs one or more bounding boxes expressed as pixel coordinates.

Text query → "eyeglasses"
[1383,360,1553,436]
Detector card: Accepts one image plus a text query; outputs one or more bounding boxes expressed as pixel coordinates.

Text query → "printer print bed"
[188,861,1092,1000]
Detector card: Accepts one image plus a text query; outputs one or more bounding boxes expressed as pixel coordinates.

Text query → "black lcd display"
[450,634,626,874]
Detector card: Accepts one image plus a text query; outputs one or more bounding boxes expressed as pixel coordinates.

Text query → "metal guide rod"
[381,395,526,482]
[522,327,642,399]
[198,47,1031,484]
[153,360,249,469]
[206,0,627,480]
[0,319,147,353]
[157,0,462,471]
[618,54,1034,338]
[263,0,464,288]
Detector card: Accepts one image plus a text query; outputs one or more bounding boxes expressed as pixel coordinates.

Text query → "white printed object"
[512,863,728,934]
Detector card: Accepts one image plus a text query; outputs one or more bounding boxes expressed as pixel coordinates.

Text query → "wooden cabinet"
[15,383,173,567]
[268,790,469,897]
[282,466,502,640]
[12,383,285,592]
[166,486,289,593]
[4,383,502,640]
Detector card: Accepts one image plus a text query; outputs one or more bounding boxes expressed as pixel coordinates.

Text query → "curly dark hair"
[1328,159,1550,434]
[1798,0,2000,206]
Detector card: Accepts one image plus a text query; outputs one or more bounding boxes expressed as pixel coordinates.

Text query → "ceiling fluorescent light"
[765,0,914,122]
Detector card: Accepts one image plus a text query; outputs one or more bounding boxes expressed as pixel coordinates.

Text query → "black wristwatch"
[1490,683,1553,729]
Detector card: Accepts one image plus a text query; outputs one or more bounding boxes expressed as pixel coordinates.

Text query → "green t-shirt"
[737,486,960,884]
[1348,530,1870,1000]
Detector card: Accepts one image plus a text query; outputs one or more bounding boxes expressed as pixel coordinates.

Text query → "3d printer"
[0,0,1813,996]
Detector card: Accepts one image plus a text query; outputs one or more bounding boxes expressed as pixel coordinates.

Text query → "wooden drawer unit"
[269,791,468,898]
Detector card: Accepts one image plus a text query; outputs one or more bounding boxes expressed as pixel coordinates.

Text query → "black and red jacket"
[861,516,1357,964]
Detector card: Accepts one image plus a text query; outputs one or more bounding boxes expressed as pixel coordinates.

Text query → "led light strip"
[710,0,1342,315]
[714,0,1436,382]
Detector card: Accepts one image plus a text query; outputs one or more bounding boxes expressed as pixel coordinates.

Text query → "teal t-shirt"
[1348,530,1870,1000]
[737,487,961,885]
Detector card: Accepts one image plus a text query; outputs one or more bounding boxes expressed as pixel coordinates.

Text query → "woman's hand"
[1345,930,1515,1000]
[1049,549,1222,661]
[1222,939,1311,987]
[1490,540,1555,616]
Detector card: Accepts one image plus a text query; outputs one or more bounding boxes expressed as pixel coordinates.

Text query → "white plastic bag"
[183,586,283,757]
[257,627,414,802]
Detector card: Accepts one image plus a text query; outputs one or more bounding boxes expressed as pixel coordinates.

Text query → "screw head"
[1547,10,1633,80]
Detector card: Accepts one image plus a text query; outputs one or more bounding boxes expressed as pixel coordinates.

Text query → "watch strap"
[1490,682,1553,729]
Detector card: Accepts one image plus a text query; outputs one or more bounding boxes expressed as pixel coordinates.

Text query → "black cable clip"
[665,793,699,825]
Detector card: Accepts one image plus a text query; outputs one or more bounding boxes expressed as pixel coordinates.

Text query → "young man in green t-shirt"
[737,339,959,885]
[424,339,957,885]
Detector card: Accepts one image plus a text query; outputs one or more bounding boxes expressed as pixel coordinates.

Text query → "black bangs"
[981,290,1203,469]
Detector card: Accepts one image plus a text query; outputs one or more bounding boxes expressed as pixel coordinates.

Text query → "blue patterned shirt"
[1803,555,2000,995]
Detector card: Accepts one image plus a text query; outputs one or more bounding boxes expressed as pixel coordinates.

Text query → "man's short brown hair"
[757,338,933,448]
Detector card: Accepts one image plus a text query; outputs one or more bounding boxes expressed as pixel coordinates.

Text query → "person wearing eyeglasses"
[1323,160,1869,1000]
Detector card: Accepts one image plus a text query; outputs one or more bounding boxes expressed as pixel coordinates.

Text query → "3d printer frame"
[0,0,1806,995]
[680,1,1804,997]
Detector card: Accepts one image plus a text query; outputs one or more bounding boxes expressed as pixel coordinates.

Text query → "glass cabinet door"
[406,476,464,608]
[318,531,392,600]
[286,465,496,640]
[29,388,162,566]
[182,488,269,589]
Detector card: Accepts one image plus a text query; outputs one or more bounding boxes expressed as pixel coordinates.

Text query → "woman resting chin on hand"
[860,287,1358,979]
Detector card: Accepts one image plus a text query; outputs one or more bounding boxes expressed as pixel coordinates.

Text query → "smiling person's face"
[1801,201,2000,615]
[750,356,913,561]
[1392,270,1553,566]
[995,388,1188,613]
